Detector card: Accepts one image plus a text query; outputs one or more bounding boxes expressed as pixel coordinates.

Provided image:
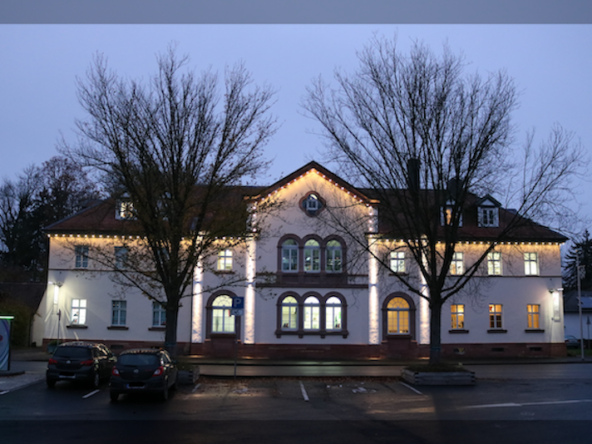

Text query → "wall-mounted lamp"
[48,281,63,305]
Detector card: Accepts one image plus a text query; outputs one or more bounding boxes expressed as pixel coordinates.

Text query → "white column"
[367,206,380,344]
[244,236,256,344]
[191,259,203,343]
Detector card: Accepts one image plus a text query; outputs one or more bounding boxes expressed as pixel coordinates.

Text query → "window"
[325,296,342,330]
[479,207,499,227]
[441,206,462,226]
[152,301,166,327]
[524,252,538,275]
[71,299,87,325]
[387,297,410,334]
[303,296,320,330]
[217,249,233,271]
[281,239,298,272]
[281,296,298,330]
[116,198,135,220]
[111,300,127,326]
[75,245,89,268]
[527,304,540,329]
[326,240,342,272]
[450,252,464,275]
[211,295,234,333]
[487,252,502,276]
[451,304,464,329]
[303,240,320,272]
[489,304,503,329]
[114,246,128,269]
[302,193,324,216]
[390,251,405,274]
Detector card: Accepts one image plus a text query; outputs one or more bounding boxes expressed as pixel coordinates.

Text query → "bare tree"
[303,36,585,364]
[61,46,277,354]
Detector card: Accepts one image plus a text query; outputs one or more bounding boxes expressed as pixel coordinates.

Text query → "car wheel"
[46,378,56,388]
[110,392,119,402]
[90,371,100,389]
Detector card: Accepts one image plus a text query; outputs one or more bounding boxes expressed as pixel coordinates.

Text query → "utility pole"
[577,251,585,360]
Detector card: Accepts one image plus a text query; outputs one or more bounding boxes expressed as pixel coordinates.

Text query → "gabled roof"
[43,161,568,243]
[476,194,502,208]
[244,161,378,205]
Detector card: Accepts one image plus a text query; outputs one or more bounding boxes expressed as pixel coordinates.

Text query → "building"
[38,161,568,359]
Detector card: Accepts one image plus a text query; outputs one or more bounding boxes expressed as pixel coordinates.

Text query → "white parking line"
[0,390,9,395]
[465,399,592,409]
[299,381,309,402]
[398,381,423,395]
[82,389,100,399]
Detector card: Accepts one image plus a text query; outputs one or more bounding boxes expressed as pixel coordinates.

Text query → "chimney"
[407,158,420,191]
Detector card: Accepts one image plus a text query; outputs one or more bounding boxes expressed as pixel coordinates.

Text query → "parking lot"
[2,361,592,443]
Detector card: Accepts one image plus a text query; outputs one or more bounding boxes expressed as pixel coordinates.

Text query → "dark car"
[46,342,117,388]
[565,335,581,349]
[109,349,178,402]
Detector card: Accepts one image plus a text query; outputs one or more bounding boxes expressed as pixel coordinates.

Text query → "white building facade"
[39,162,567,358]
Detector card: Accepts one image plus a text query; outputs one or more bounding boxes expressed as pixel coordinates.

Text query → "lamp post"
[576,251,585,360]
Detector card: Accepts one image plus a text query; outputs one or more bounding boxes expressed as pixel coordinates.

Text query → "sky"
[0,24,591,232]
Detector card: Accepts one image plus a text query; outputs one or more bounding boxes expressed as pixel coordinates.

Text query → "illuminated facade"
[38,162,567,358]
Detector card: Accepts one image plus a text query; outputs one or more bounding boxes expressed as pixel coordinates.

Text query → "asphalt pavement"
[2,347,591,393]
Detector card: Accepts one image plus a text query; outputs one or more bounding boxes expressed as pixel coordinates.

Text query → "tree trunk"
[429,297,443,365]
[164,301,179,357]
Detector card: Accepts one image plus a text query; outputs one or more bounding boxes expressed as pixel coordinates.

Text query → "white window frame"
[75,245,89,269]
[326,240,343,273]
[450,252,464,275]
[487,251,502,276]
[71,298,87,325]
[451,304,465,330]
[281,296,298,331]
[281,240,298,272]
[524,252,539,275]
[390,251,405,274]
[527,304,540,329]
[303,240,320,272]
[303,296,320,330]
[325,296,342,330]
[114,246,128,270]
[116,198,136,220]
[489,304,503,329]
[211,295,234,333]
[111,300,127,326]
[217,249,233,271]
[152,301,166,327]
[479,207,499,227]
[386,297,410,335]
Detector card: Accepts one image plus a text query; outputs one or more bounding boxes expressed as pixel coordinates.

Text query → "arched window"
[325,296,342,330]
[304,240,320,272]
[281,296,298,330]
[326,240,342,273]
[281,239,298,272]
[303,296,320,330]
[211,295,234,333]
[387,297,410,334]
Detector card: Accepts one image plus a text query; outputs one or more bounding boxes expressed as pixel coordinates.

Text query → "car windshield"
[118,354,160,366]
[53,347,91,359]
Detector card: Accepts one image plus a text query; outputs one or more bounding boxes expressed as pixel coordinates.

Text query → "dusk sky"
[1,23,590,231]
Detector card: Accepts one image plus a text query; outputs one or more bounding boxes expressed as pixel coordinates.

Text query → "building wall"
[40,170,567,359]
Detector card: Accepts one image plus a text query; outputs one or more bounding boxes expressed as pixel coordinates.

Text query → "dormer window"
[440,202,462,226]
[116,194,136,220]
[479,207,499,227]
[476,195,501,228]
[301,192,325,217]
